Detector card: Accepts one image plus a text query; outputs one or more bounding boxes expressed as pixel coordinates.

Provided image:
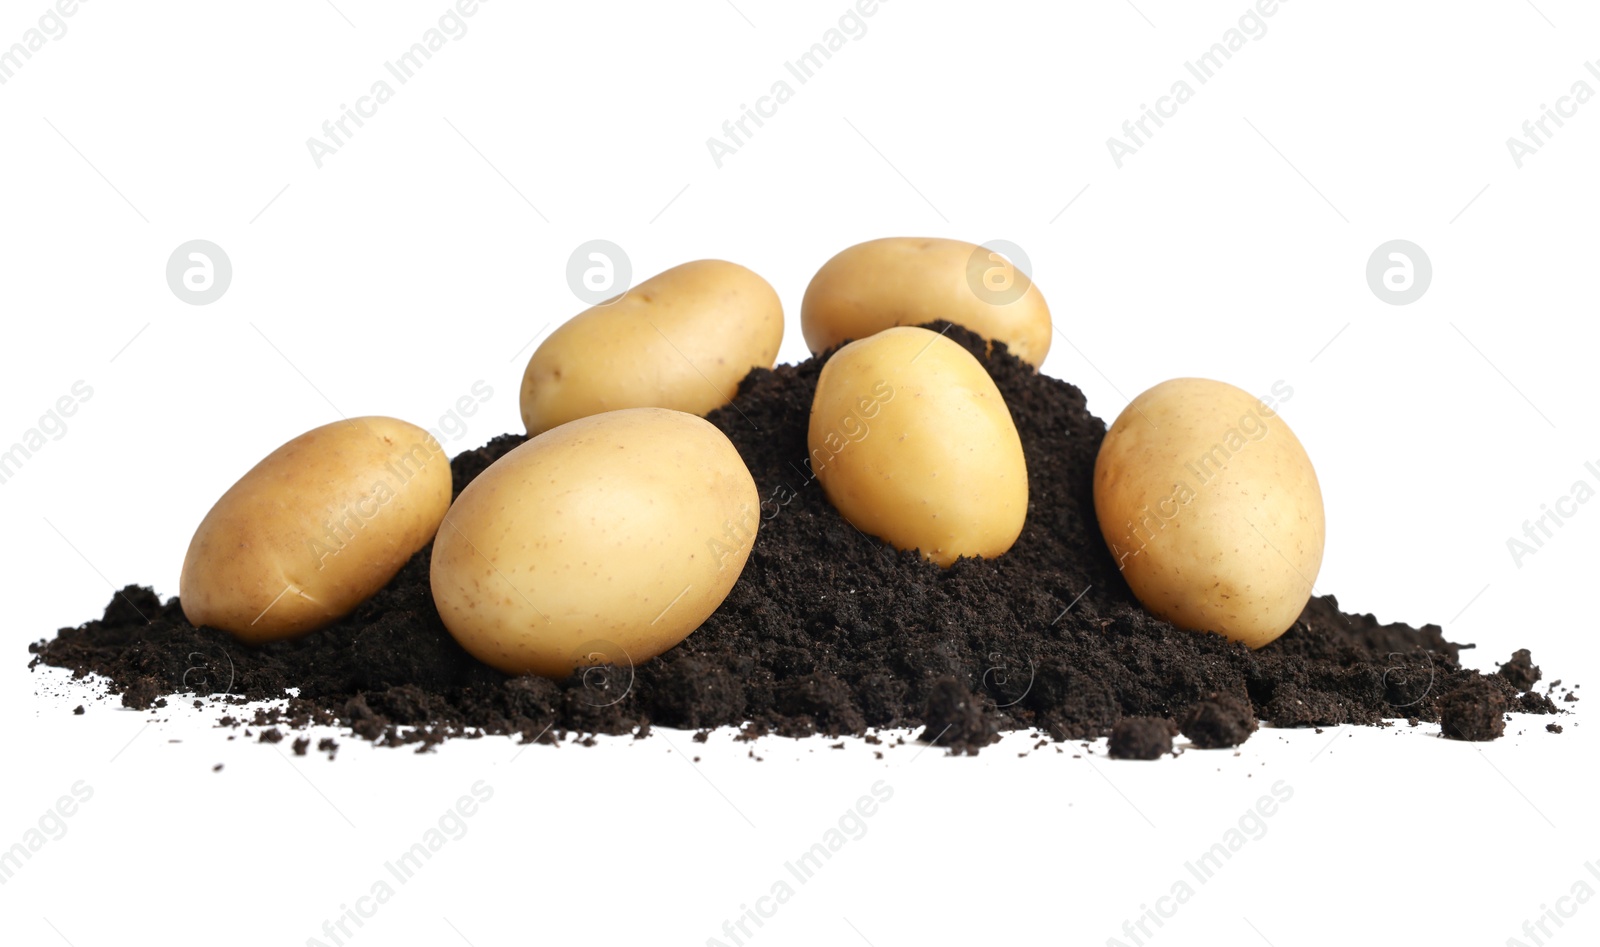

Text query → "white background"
[2,1,1597,944]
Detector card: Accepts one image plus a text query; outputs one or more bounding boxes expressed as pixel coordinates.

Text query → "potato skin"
[430,407,759,678]
[179,417,453,643]
[809,326,1028,567]
[1093,378,1325,649]
[801,237,1052,367]
[519,260,783,436]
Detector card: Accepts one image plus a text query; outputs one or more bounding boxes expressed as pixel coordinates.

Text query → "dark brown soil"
[1178,694,1259,749]
[918,677,999,755]
[1498,649,1542,692]
[1440,677,1510,741]
[1109,717,1176,759]
[27,324,1563,754]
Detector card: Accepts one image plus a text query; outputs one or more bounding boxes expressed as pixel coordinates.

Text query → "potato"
[519,260,783,436]
[180,417,453,643]
[430,407,759,677]
[809,326,1028,567]
[1093,378,1325,648]
[801,237,1053,367]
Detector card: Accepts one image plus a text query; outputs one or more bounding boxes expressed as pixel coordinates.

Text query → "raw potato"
[801,237,1053,367]
[1093,378,1324,648]
[430,407,759,677]
[180,417,453,644]
[809,326,1028,567]
[520,260,783,436]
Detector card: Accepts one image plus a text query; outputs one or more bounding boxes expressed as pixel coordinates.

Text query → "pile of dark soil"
[28,324,1562,754]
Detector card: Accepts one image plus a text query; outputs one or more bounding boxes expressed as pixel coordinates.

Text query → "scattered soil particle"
[1439,678,1509,741]
[292,736,311,756]
[1108,717,1176,760]
[919,677,999,755]
[1178,694,1259,749]
[257,728,283,744]
[1546,723,1564,734]
[26,324,1565,754]
[1497,649,1542,692]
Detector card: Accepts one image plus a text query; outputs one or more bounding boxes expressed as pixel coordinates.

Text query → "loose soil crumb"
[1439,678,1509,742]
[1178,694,1259,749]
[919,677,999,755]
[26,324,1564,754]
[1109,717,1176,760]
[1497,649,1542,692]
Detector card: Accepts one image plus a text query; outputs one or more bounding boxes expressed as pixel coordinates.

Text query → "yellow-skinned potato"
[809,326,1028,567]
[430,407,759,678]
[801,237,1052,367]
[1093,378,1324,648]
[180,417,452,644]
[520,260,783,436]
